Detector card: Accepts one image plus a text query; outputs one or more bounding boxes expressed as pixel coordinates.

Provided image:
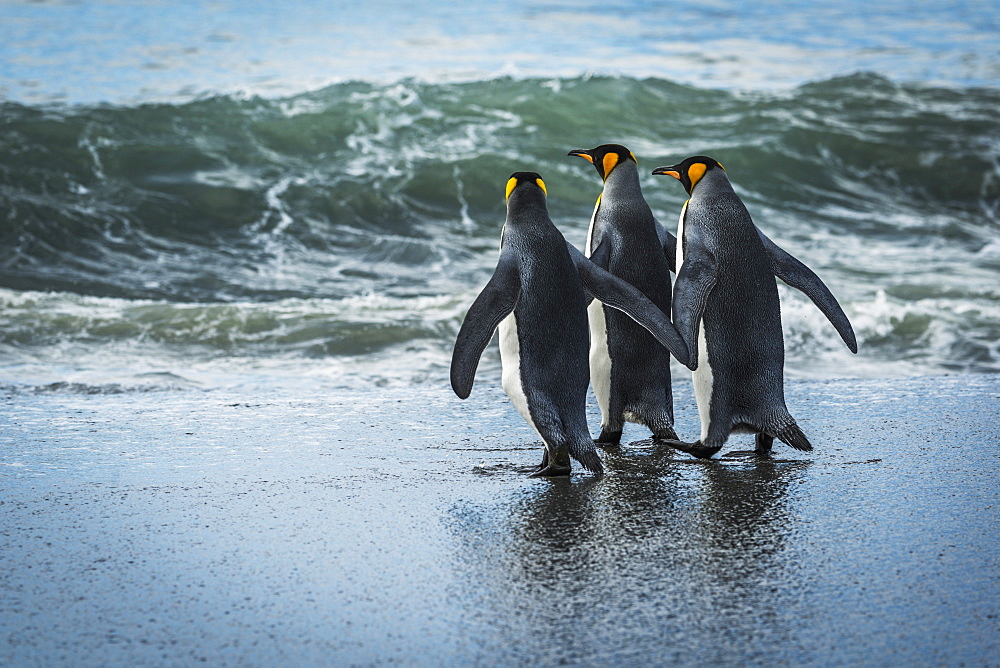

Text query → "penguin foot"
[662,439,722,459]
[755,432,774,458]
[594,440,621,453]
[595,427,622,447]
[528,449,572,477]
[528,461,572,477]
[652,426,680,443]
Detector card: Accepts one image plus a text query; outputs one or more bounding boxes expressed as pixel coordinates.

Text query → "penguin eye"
[535,178,547,195]
[687,163,707,188]
[505,177,518,201]
[602,153,619,179]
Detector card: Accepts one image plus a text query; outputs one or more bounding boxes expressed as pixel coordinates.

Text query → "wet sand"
[1,374,998,665]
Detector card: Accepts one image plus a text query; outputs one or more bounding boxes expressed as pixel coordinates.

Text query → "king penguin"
[568,144,680,446]
[652,156,858,458]
[451,172,690,476]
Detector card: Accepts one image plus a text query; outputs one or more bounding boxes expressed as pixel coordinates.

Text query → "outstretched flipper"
[671,253,718,371]
[654,218,678,273]
[567,243,691,368]
[758,230,858,353]
[450,253,521,399]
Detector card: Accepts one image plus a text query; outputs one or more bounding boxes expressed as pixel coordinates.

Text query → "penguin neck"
[507,189,549,216]
[602,162,642,200]
[691,169,736,202]
[596,161,656,242]
[503,198,556,238]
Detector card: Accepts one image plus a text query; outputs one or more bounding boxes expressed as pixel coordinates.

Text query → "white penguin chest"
[498,313,537,432]
[676,200,687,269]
[585,193,602,257]
[584,192,613,417]
[588,298,612,416]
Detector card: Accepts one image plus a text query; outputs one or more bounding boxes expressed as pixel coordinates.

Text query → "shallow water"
[1,376,997,664]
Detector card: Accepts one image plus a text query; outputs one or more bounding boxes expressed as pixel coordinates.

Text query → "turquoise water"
[1,1,998,391]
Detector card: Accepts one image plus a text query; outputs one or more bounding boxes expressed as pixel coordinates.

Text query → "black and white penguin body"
[451,172,690,476]
[653,156,858,458]
[568,144,679,445]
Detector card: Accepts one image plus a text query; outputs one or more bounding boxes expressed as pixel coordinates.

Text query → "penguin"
[567,144,680,446]
[651,156,858,458]
[451,172,691,476]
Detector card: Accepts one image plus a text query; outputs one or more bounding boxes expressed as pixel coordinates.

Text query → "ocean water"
[1,0,999,393]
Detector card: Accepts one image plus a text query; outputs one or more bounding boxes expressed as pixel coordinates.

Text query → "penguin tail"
[570,439,604,475]
[775,422,813,452]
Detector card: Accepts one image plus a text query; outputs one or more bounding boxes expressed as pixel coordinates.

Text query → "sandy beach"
[1,374,997,665]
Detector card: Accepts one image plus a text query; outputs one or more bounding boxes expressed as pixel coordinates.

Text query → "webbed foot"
[652,426,680,442]
[662,439,722,459]
[529,461,572,477]
[755,432,774,458]
[596,427,622,447]
[528,449,572,477]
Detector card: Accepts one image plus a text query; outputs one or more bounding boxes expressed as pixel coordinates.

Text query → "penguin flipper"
[758,230,858,353]
[450,254,521,399]
[672,256,718,370]
[581,237,610,307]
[654,218,678,273]
[567,243,691,368]
[588,236,611,271]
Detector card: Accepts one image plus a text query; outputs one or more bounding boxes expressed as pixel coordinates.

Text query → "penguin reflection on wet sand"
[568,144,681,446]
[652,156,858,459]
[451,172,691,477]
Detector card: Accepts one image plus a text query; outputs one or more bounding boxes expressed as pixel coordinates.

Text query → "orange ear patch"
[688,162,707,188]
[602,152,619,179]
[535,177,547,195]
[505,176,518,201]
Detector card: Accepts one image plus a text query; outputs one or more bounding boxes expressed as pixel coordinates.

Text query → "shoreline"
[2,374,998,664]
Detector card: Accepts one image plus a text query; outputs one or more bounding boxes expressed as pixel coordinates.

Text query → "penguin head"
[567,144,638,181]
[652,156,725,195]
[505,171,548,206]
[502,172,549,246]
